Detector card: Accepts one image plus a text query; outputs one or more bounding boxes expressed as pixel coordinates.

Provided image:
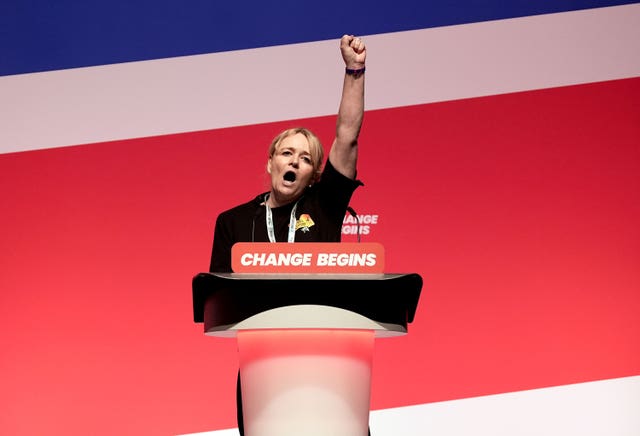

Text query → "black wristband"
[345,67,365,77]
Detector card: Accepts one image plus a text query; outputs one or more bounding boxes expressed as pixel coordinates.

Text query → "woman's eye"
[302,156,312,164]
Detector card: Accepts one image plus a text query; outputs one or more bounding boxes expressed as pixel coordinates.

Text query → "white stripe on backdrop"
[1,4,639,155]
[179,376,640,436]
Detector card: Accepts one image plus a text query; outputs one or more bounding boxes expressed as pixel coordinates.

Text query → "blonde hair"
[268,127,324,182]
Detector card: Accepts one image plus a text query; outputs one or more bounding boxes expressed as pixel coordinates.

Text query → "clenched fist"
[340,35,366,69]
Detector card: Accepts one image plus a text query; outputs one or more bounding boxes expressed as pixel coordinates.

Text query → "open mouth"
[283,171,296,183]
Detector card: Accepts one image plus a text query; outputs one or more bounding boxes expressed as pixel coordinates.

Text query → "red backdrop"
[1,78,639,435]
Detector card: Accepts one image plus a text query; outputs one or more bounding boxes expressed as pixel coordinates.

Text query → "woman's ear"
[267,158,272,174]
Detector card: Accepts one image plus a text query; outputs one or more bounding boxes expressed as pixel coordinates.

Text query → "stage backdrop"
[1,2,639,435]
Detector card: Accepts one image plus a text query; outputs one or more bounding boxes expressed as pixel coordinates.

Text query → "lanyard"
[264,194,299,243]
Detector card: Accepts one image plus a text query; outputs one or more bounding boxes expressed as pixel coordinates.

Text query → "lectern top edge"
[207,272,409,280]
[192,272,423,330]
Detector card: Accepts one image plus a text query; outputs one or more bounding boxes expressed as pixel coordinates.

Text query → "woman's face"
[267,133,316,207]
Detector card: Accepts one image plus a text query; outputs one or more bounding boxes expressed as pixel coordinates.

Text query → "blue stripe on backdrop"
[1,0,637,76]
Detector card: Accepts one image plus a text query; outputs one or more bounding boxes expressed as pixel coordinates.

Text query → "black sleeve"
[317,159,363,224]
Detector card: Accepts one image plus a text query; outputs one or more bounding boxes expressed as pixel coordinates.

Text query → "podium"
[192,272,422,436]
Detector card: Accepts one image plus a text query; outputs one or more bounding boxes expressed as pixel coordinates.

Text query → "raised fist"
[340,35,366,69]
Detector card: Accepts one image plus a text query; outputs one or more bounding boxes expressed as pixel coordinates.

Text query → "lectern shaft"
[237,329,374,436]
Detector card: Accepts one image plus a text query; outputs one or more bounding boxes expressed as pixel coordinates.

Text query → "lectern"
[192,272,422,436]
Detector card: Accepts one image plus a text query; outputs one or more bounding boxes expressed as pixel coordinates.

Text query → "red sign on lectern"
[231,242,385,273]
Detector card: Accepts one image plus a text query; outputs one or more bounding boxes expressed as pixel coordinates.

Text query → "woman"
[210,34,366,271]
[209,34,367,435]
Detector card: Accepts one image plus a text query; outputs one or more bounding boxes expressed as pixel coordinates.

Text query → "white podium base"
[237,329,375,436]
